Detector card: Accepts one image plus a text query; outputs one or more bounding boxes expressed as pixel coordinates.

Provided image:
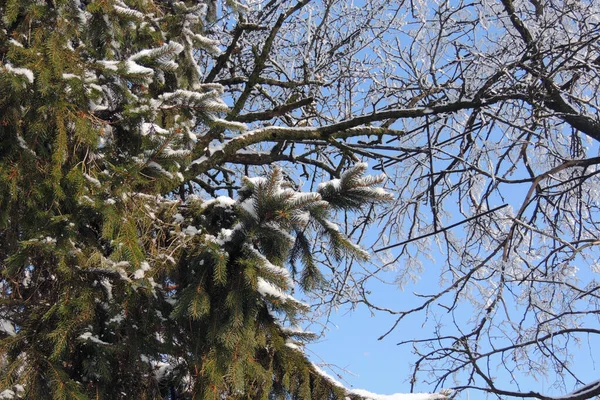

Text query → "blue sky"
[305,249,600,399]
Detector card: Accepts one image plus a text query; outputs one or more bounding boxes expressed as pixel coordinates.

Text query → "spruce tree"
[0,1,401,399]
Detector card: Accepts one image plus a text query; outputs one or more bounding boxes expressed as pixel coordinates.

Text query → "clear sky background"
[305,237,600,399]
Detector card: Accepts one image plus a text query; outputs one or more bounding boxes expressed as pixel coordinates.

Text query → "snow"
[318,178,341,191]
[153,361,173,381]
[0,319,15,336]
[159,90,229,111]
[347,389,450,400]
[201,196,236,211]
[133,261,151,279]
[16,134,36,156]
[108,312,125,324]
[323,219,340,232]
[79,331,109,345]
[282,326,309,335]
[8,39,23,47]
[0,389,15,399]
[257,278,304,305]
[100,278,113,301]
[97,60,119,71]
[4,63,34,83]
[246,244,293,286]
[190,154,209,166]
[62,73,81,80]
[183,225,199,236]
[113,5,145,19]
[285,340,301,350]
[141,122,169,136]
[129,42,184,62]
[124,60,153,76]
[83,173,101,188]
[211,118,247,131]
[239,198,257,218]
[312,364,450,400]
[147,161,174,179]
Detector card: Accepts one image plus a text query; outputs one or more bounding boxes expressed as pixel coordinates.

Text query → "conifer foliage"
[0,1,393,399]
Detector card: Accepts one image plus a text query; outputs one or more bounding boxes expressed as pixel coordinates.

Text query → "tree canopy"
[1,0,600,399]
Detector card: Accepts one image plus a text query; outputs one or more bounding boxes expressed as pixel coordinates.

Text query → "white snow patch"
[183,225,199,236]
[147,161,174,179]
[141,122,169,136]
[318,178,341,191]
[8,39,23,47]
[62,73,81,80]
[312,363,450,400]
[257,278,306,306]
[84,173,101,188]
[239,198,257,218]
[124,60,153,75]
[246,244,292,286]
[173,213,185,224]
[4,63,34,83]
[79,331,109,345]
[348,388,450,400]
[0,389,15,399]
[16,134,36,156]
[100,278,113,301]
[0,319,16,336]
[133,261,151,279]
